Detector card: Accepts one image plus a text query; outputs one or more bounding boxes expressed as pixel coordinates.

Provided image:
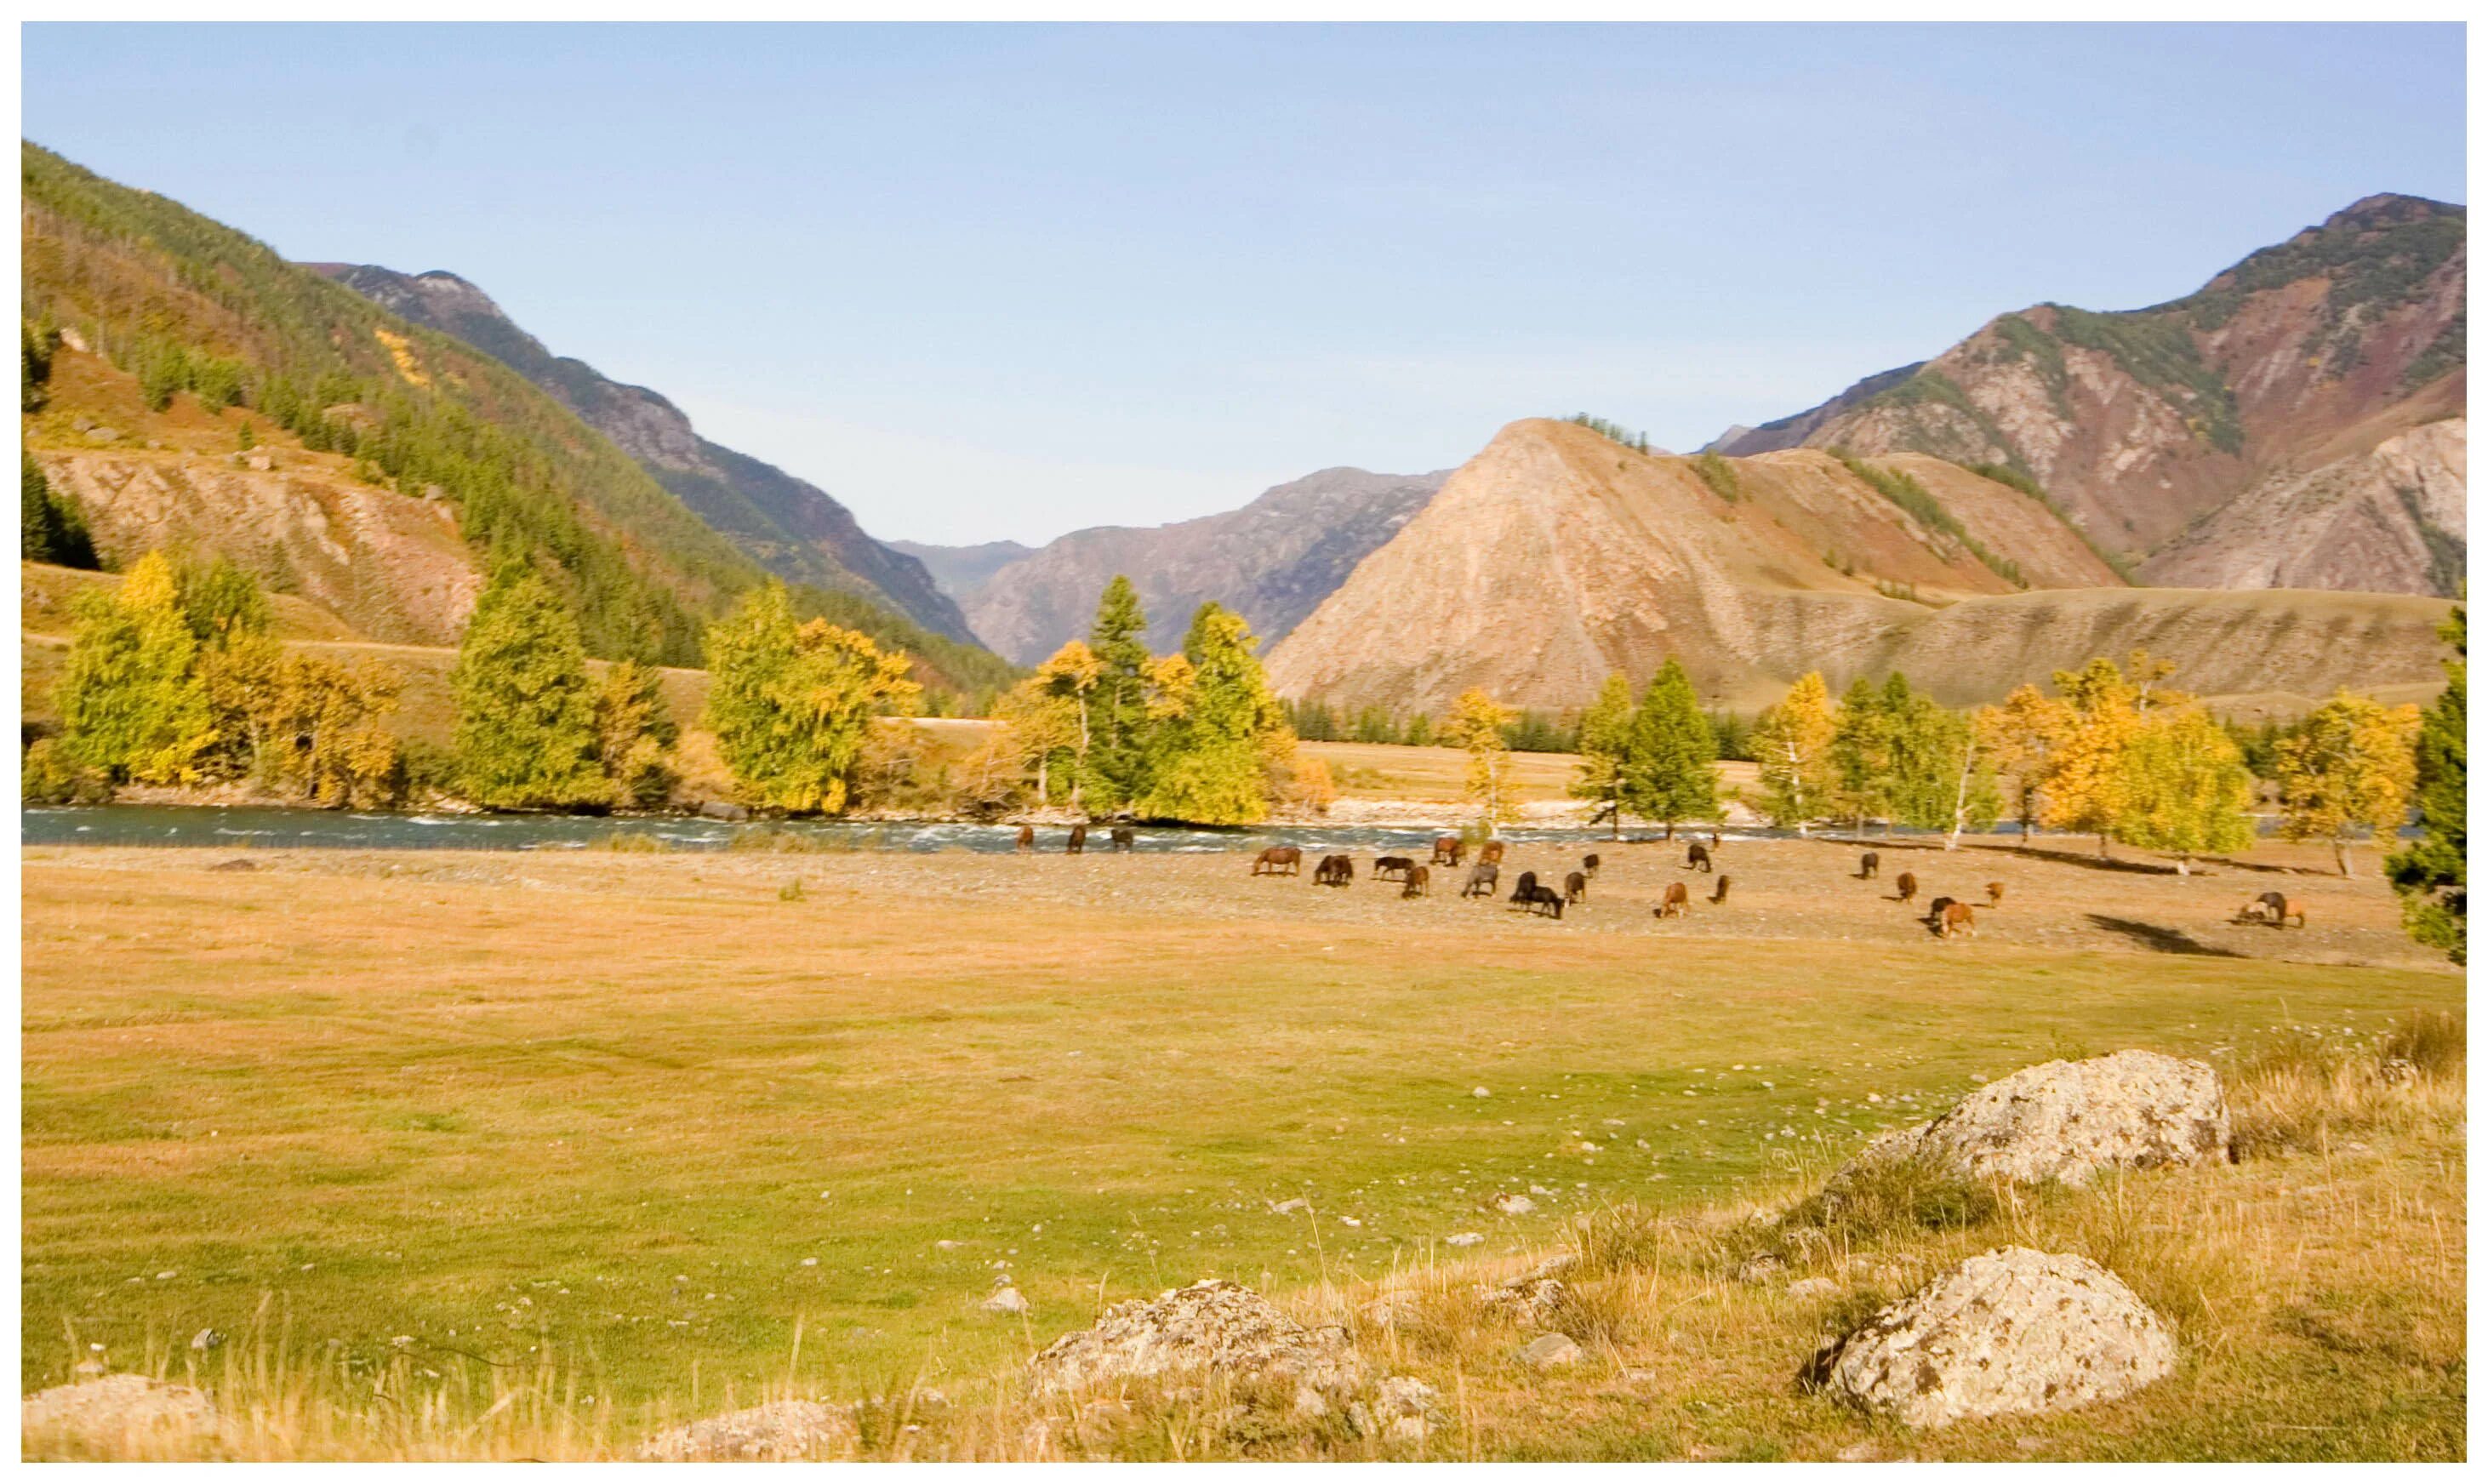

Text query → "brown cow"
[1066,824,1088,855]
[1374,855,1416,882]
[1432,835,1465,867]
[1686,842,1712,873]
[2262,892,2307,928]
[1709,875,1731,905]
[1015,825,1035,853]
[1110,825,1137,852]
[1564,870,1588,904]
[1859,851,1880,880]
[1937,900,1977,939]
[1655,881,1691,918]
[1252,846,1302,876]
[1986,881,2005,907]
[1402,865,1432,899]
[1461,861,1500,899]
[1314,854,1353,887]
[1583,853,1601,879]
[1894,870,1918,904]
[1480,841,1506,866]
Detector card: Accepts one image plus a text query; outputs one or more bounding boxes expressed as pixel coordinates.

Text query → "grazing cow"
[1110,825,1136,852]
[1937,900,1977,939]
[1859,851,1880,879]
[1922,895,1956,926]
[1986,881,2005,908]
[1654,882,1691,918]
[1583,853,1601,880]
[1564,870,1588,905]
[1509,870,1539,899]
[1015,825,1035,853]
[2234,895,2272,924]
[1066,824,1088,855]
[1432,835,1465,867]
[1374,855,1417,882]
[1686,842,1712,873]
[1314,854,1353,887]
[1510,876,1565,917]
[1462,861,1501,899]
[1480,841,1506,866]
[1402,865,1432,899]
[1252,846,1303,876]
[1894,870,1918,904]
[1709,875,1731,905]
[2261,892,2307,928]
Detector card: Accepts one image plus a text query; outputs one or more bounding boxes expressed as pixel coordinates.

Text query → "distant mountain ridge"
[911,466,1451,664]
[1709,194,2465,596]
[311,264,978,645]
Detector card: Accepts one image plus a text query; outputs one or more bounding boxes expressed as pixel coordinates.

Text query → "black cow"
[1110,825,1136,852]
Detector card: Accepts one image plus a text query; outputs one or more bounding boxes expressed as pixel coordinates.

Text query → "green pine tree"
[703,582,920,814]
[1620,659,1719,839]
[451,560,611,811]
[21,454,98,568]
[1570,673,1637,840]
[2388,605,2465,962]
[1080,576,1157,813]
[1140,603,1279,825]
[1829,675,1897,829]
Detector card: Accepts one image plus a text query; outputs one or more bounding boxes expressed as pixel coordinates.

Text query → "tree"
[1828,675,1899,830]
[1977,684,2069,843]
[1140,603,1284,825]
[54,551,214,785]
[2040,657,2143,857]
[1448,688,1520,828]
[2273,691,2422,876]
[1080,576,1157,813]
[2388,606,2464,962]
[1749,672,1838,832]
[703,581,921,814]
[1024,641,1103,808]
[1875,682,2000,847]
[452,561,610,810]
[1570,673,1637,839]
[1622,659,1718,839]
[177,556,272,647]
[21,454,97,569]
[259,652,403,808]
[593,659,678,808]
[2111,706,2254,875]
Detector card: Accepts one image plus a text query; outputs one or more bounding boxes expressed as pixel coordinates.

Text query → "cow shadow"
[2083,914,2246,957]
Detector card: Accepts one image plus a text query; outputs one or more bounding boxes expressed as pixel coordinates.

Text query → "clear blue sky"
[23,23,2467,546]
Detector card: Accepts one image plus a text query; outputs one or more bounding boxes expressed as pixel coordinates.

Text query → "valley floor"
[20,836,2462,1458]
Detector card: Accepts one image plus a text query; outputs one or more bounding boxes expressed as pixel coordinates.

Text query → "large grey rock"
[1030,1279,1366,1399]
[637,1399,859,1460]
[1830,1051,2230,1190]
[21,1374,217,1453]
[1810,1247,2176,1429]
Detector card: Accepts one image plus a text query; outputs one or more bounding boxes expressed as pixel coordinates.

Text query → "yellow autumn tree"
[2112,705,2255,875]
[2274,690,2423,876]
[1749,671,1837,832]
[2040,656,2143,856]
[1447,688,1520,828]
[1976,683,2071,844]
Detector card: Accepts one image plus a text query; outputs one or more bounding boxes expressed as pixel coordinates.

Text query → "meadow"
[19,832,2463,1458]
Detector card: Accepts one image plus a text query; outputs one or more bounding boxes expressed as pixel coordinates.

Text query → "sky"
[21,23,2468,547]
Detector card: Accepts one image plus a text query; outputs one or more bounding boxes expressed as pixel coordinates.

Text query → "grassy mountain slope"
[1712,195,2466,594]
[20,141,1013,696]
[1264,418,2449,714]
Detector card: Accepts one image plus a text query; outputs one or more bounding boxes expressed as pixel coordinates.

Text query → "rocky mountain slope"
[20,142,1013,693]
[1710,194,2465,596]
[1264,418,2451,715]
[312,263,976,646]
[916,467,1450,664]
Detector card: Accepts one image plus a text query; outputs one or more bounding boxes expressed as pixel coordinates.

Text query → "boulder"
[1808,1247,2175,1429]
[698,799,750,822]
[1030,1279,1366,1401]
[1829,1051,2230,1190]
[638,1399,859,1460]
[1517,1333,1584,1369]
[22,1374,217,1453]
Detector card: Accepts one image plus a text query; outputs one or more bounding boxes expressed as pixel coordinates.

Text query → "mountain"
[309,263,977,646]
[918,466,1451,665]
[1263,418,2451,715]
[20,141,1013,694]
[887,539,1036,602]
[1710,194,2465,595]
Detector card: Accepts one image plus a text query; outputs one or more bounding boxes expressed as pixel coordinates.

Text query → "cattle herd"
[1005,824,2314,942]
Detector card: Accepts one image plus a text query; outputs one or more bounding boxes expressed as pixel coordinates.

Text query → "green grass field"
[22,843,2462,1457]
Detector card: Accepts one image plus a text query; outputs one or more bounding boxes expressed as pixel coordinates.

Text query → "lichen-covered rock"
[1829,1051,2231,1190]
[637,1400,859,1460]
[1030,1279,1366,1400]
[1808,1247,2175,1429]
[21,1374,217,1453]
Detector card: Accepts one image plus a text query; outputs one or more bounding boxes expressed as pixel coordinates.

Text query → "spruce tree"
[1829,675,1897,830]
[451,561,610,811]
[1621,659,1718,839]
[21,454,97,568]
[2388,605,2465,962]
[1570,673,1637,839]
[1081,576,1156,813]
[1140,603,1279,825]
